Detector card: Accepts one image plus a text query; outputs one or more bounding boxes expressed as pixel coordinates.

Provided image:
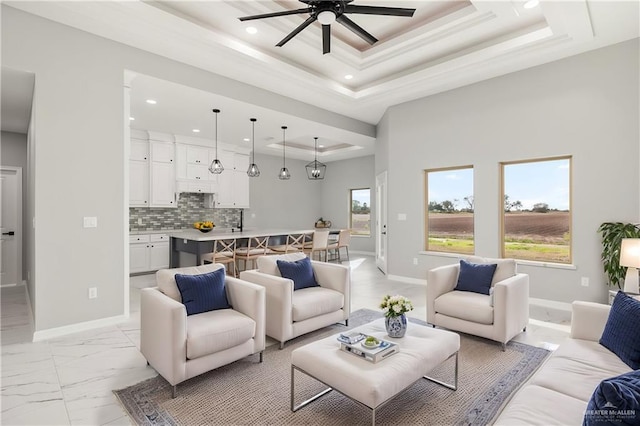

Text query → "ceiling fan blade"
[238,8,311,22]
[322,25,331,54]
[336,15,378,45]
[276,15,317,47]
[344,5,415,17]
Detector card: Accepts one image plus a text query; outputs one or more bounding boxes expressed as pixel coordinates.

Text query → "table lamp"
[620,238,640,294]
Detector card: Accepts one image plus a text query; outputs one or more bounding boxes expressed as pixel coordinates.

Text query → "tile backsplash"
[129,193,241,231]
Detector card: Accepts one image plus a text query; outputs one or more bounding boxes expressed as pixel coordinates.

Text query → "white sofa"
[494,301,631,425]
[427,257,529,349]
[140,264,266,397]
[240,252,350,349]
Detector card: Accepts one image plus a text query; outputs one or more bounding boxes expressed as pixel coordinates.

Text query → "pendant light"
[306,137,327,180]
[208,108,224,174]
[247,118,260,177]
[278,126,291,180]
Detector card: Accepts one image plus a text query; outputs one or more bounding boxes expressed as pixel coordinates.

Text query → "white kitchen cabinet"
[149,235,170,271]
[175,143,218,193]
[150,141,176,207]
[232,153,250,208]
[129,234,169,273]
[216,150,250,208]
[129,140,149,207]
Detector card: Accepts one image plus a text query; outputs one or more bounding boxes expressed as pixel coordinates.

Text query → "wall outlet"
[138,218,143,225]
[413,257,418,265]
[581,277,589,287]
[398,213,407,221]
[83,217,98,228]
[89,287,98,299]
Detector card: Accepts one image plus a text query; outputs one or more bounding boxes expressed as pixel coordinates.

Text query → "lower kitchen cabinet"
[129,234,170,274]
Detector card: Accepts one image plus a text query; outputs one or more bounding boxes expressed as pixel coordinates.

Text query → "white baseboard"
[529,297,572,312]
[387,274,427,286]
[32,314,129,342]
[350,250,375,256]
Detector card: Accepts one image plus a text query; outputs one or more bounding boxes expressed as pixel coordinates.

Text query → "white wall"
[0,131,28,280]
[378,39,640,304]
[245,153,322,230]
[1,5,374,333]
[320,155,375,253]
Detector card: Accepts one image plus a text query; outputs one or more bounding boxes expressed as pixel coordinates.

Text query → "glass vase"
[385,314,407,338]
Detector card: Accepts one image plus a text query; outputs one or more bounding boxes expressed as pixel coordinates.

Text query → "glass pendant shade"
[279,125,290,180]
[247,118,260,177]
[209,108,224,174]
[306,137,326,180]
[247,163,260,177]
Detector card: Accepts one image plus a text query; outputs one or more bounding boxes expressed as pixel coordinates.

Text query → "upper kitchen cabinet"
[128,131,176,208]
[175,143,218,194]
[217,150,250,208]
[149,135,176,208]
[129,130,149,207]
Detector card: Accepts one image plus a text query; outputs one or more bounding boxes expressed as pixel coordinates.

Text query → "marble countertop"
[166,228,335,242]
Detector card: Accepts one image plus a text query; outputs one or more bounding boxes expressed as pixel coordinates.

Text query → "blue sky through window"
[428,158,570,211]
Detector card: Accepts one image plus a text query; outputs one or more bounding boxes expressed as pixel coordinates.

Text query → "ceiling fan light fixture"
[317,10,336,25]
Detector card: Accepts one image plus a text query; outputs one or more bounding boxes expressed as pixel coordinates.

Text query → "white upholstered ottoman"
[290,318,460,425]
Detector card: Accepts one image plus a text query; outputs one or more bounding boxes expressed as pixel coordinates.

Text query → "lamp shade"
[621,239,640,268]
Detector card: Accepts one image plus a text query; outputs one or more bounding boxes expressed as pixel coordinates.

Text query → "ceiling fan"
[238,0,416,54]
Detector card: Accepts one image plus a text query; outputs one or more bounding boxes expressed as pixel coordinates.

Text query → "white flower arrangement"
[379,294,414,318]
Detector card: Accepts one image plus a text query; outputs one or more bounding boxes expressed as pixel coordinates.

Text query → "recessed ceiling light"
[344,74,353,80]
[146,99,157,104]
[523,0,539,9]
[192,129,200,133]
[243,138,250,142]
[129,117,135,121]
[319,145,324,148]
[246,27,257,35]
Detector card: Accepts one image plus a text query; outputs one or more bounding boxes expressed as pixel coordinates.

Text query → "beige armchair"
[140,264,265,397]
[427,257,529,350]
[240,252,350,349]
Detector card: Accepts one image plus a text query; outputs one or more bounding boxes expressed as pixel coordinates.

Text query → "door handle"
[2,231,15,236]
[381,232,387,235]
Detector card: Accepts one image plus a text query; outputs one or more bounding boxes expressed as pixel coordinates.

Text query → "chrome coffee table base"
[291,352,459,426]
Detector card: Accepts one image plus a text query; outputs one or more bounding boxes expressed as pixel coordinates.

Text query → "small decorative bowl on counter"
[194,221,215,233]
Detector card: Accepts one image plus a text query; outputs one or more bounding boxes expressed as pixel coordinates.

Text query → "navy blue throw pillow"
[454,259,497,295]
[600,292,640,369]
[174,268,230,316]
[277,257,319,291]
[584,370,640,426]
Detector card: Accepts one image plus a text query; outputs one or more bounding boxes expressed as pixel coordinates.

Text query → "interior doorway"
[1,167,23,286]
[375,171,388,274]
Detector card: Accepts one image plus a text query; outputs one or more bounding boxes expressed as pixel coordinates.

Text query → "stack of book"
[337,334,399,363]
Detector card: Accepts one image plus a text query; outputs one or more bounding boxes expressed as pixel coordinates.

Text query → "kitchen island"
[166,228,330,267]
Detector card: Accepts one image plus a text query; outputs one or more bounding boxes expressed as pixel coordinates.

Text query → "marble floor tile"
[1,255,572,425]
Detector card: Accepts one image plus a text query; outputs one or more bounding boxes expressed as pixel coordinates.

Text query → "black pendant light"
[208,108,224,174]
[247,118,260,177]
[305,137,326,180]
[278,126,291,180]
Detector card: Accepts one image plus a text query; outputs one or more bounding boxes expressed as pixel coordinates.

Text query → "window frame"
[349,187,371,237]
[423,165,475,254]
[499,155,572,264]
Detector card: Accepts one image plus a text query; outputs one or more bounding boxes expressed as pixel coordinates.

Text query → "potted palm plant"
[598,222,640,289]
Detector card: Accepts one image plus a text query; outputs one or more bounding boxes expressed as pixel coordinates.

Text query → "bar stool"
[269,233,308,254]
[328,229,351,263]
[299,230,330,262]
[235,236,270,272]
[201,238,237,277]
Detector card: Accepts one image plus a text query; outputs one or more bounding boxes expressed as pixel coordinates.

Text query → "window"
[350,188,371,236]
[424,166,474,254]
[501,156,571,264]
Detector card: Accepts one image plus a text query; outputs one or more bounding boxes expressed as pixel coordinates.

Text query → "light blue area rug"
[115,309,550,425]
